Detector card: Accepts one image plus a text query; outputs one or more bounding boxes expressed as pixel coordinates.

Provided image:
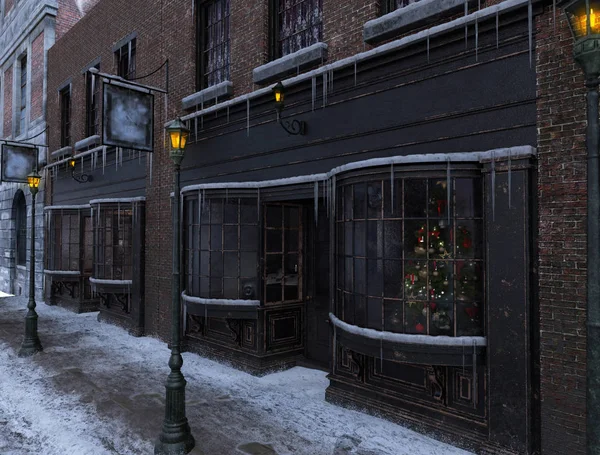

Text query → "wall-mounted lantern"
[272,81,306,136]
[69,158,93,183]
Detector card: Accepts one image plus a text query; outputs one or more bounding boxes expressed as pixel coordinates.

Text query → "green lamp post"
[561,1,600,453]
[18,168,43,357]
[155,118,195,454]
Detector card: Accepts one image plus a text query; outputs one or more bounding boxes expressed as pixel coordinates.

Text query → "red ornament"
[465,307,479,319]
[429,302,437,312]
[462,237,472,249]
[415,322,425,333]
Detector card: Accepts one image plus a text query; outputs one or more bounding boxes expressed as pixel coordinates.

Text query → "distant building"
[43,0,585,454]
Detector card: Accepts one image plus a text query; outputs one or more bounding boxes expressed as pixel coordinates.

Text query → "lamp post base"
[18,309,43,357]
[154,432,196,455]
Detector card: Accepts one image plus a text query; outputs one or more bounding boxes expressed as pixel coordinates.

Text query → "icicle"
[198,189,202,221]
[322,72,327,108]
[201,100,204,130]
[528,0,533,68]
[246,98,250,137]
[329,69,334,93]
[475,16,479,62]
[227,106,230,123]
[508,148,512,209]
[314,181,318,226]
[446,158,451,226]
[380,339,383,372]
[333,324,337,375]
[472,340,477,409]
[464,0,468,49]
[390,163,395,214]
[149,153,153,186]
[491,151,496,222]
[102,146,107,174]
[496,11,499,49]
[427,33,430,63]
[195,117,198,141]
[332,175,336,219]
[312,76,316,112]
[225,188,229,203]
[257,188,260,221]
[354,57,358,86]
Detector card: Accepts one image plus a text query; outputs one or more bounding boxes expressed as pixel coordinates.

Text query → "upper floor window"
[59,86,71,147]
[271,0,323,60]
[115,39,136,80]
[381,0,422,15]
[336,173,484,337]
[16,55,27,136]
[197,0,231,90]
[85,66,100,137]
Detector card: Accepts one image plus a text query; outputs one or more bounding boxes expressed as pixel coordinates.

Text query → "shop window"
[16,54,27,136]
[184,196,259,300]
[197,0,230,90]
[270,0,323,60]
[381,0,422,15]
[115,39,136,80]
[336,174,484,337]
[15,191,26,266]
[93,205,133,280]
[48,211,80,271]
[85,66,100,137]
[60,85,71,147]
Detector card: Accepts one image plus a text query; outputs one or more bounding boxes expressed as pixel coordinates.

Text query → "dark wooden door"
[305,206,330,368]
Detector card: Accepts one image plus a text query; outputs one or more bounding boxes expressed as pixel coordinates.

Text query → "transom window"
[93,205,133,280]
[115,39,136,80]
[184,197,259,300]
[264,204,302,304]
[271,0,323,59]
[336,173,484,337]
[197,0,230,89]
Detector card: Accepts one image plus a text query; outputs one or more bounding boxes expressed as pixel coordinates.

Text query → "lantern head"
[27,169,41,196]
[166,118,190,163]
[272,81,285,110]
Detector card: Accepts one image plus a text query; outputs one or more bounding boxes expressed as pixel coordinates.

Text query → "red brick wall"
[30,31,45,121]
[3,66,12,138]
[536,4,587,454]
[4,0,13,17]
[56,0,82,41]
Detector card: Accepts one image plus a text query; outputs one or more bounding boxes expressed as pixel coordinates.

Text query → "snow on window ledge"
[74,135,101,152]
[50,146,72,160]
[364,0,475,44]
[253,43,328,85]
[89,278,132,286]
[182,81,234,110]
[89,196,146,205]
[44,270,81,276]
[330,313,486,347]
[44,204,91,211]
[181,291,260,307]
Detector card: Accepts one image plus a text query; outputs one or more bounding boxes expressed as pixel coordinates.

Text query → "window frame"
[381,0,422,15]
[92,204,134,281]
[269,0,323,61]
[16,54,27,136]
[85,66,100,138]
[59,85,71,147]
[115,39,136,80]
[196,0,231,91]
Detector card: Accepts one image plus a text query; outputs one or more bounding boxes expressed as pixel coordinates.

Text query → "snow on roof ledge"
[89,278,132,286]
[181,146,535,193]
[330,313,487,347]
[44,270,81,275]
[44,204,91,211]
[182,291,260,307]
[89,196,146,205]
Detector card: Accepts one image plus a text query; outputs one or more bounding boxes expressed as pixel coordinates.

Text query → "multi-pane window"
[197,0,230,89]
[381,0,422,15]
[264,204,302,304]
[272,0,323,59]
[17,55,27,136]
[93,206,133,280]
[60,86,71,147]
[85,66,100,137]
[336,174,484,337]
[48,211,80,271]
[184,197,259,300]
[15,192,26,266]
[115,39,136,80]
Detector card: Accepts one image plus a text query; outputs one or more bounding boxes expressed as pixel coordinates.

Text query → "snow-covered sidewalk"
[0,296,474,455]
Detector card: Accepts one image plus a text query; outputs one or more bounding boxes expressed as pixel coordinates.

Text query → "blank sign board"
[1,144,38,183]
[103,83,154,152]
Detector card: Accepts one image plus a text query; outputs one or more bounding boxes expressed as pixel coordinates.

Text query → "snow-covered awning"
[44,204,91,211]
[89,197,146,205]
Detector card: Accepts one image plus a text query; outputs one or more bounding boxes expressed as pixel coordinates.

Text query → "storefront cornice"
[180,146,536,194]
[89,197,146,205]
[44,204,90,211]
[175,0,532,127]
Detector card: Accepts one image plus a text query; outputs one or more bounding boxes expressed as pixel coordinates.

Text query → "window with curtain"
[271,0,323,59]
[197,0,230,89]
[336,173,484,337]
[184,196,259,300]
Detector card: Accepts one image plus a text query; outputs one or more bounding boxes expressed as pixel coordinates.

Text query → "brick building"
[43,0,587,453]
[0,0,97,299]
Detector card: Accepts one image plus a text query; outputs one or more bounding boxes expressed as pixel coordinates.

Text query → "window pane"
[455,178,482,218]
[367,181,382,218]
[428,179,449,219]
[353,183,366,219]
[404,179,427,217]
[223,225,238,250]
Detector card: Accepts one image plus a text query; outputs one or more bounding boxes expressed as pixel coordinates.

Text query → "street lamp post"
[561,1,600,452]
[18,169,43,357]
[155,118,195,455]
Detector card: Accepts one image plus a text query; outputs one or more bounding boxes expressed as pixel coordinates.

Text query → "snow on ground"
[0,297,474,455]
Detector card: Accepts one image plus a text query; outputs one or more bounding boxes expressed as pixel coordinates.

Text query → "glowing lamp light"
[563,0,600,39]
[272,81,285,108]
[166,118,190,157]
[69,159,76,168]
[27,169,41,195]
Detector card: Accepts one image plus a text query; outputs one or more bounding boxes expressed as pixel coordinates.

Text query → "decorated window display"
[336,174,483,337]
[93,205,134,281]
[183,196,259,300]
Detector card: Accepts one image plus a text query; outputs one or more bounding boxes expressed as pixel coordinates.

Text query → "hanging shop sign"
[0,143,38,183]
[102,82,154,152]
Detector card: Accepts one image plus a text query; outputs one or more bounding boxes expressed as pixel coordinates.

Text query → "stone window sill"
[74,135,101,152]
[364,0,475,44]
[182,81,234,110]
[253,42,328,85]
[51,146,72,160]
